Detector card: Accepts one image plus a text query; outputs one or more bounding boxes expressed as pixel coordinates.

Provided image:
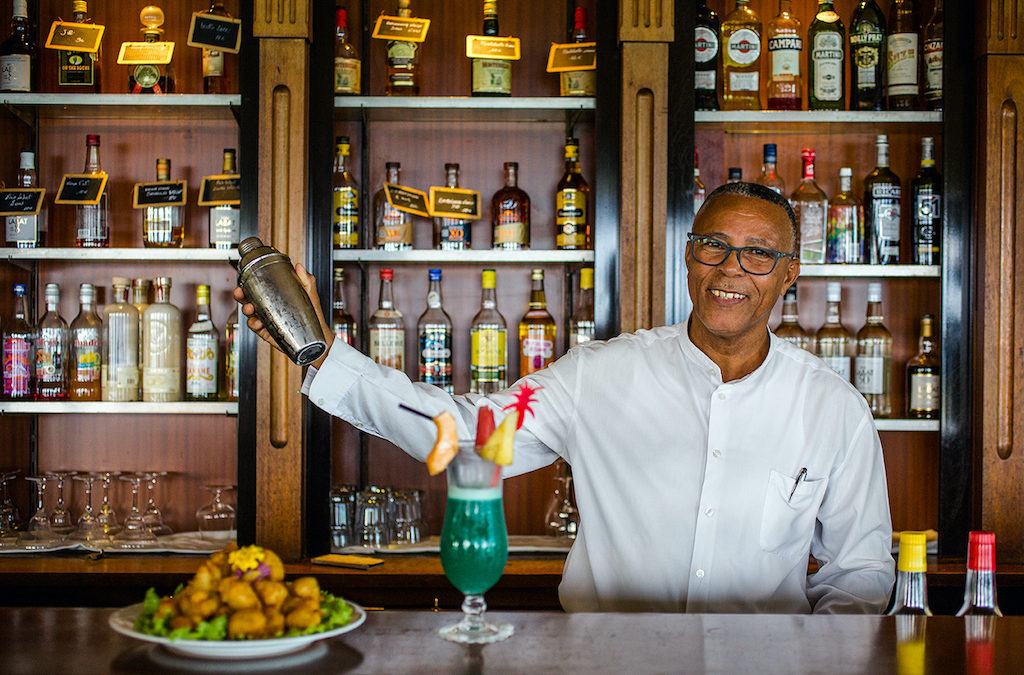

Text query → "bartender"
[235,182,895,614]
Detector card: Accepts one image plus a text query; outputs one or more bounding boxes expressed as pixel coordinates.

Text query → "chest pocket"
[759,469,828,560]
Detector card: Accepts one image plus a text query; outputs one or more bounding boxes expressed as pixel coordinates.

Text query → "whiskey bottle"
[385,0,419,96]
[374,162,412,250]
[3,283,34,399]
[142,276,182,402]
[721,0,762,111]
[957,532,1002,617]
[471,0,510,97]
[519,268,556,376]
[101,277,140,402]
[912,137,941,265]
[695,0,720,110]
[492,162,530,250]
[757,143,786,195]
[69,283,102,401]
[923,0,943,110]
[417,269,453,393]
[790,148,827,264]
[75,134,109,248]
[209,149,240,249]
[887,531,932,615]
[334,7,361,95]
[850,0,886,111]
[333,136,359,249]
[224,306,238,401]
[127,6,174,94]
[35,283,69,401]
[434,163,471,250]
[906,314,939,419]
[854,282,892,417]
[470,269,506,394]
[0,0,35,92]
[864,135,902,264]
[826,167,864,264]
[369,268,405,370]
[561,7,595,97]
[808,0,845,110]
[58,2,101,92]
[5,149,46,248]
[694,149,707,212]
[815,282,852,381]
[202,1,232,94]
[568,267,595,348]
[887,0,921,110]
[556,137,590,250]
[142,158,183,247]
[773,284,811,351]
[766,0,802,110]
[185,284,218,401]
[331,267,356,347]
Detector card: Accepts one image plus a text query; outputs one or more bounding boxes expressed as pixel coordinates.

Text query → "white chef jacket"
[303,319,895,614]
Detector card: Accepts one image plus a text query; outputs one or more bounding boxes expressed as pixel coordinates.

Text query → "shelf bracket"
[564,107,585,138]
[2,102,35,130]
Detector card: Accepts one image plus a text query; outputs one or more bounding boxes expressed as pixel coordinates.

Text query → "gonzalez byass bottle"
[434,163,471,250]
[369,268,405,370]
[331,267,357,347]
[854,282,892,417]
[923,0,943,111]
[850,0,886,111]
[202,1,232,94]
[0,0,35,92]
[5,149,46,248]
[766,0,802,111]
[694,0,720,111]
[561,7,595,97]
[556,137,590,250]
[906,314,939,419]
[101,277,140,402]
[957,531,1002,616]
[815,281,852,381]
[58,1,101,91]
[887,531,932,615]
[142,158,183,248]
[186,284,218,401]
[76,134,109,248]
[568,267,595,348]
[470,269,506,395]
[864,135,902,264]
[333,136,359,249]
[826,167,865,264]
[808,0,845,111]
[519,268,556,376]
[773,284,811,351]
[385,0,419,96]
[127,5,174,94]
[721,0,762,111]
[142,276,182,402]
[374,162,413,250]
[209,148,240,250]
[471,0,511,97]
[35,283,70,401]
[790,148,827,264]
[912,137,942,265]
[757,143,786,195]
[417,269,453,394]
[3,283,35,400]
[887,0,921,110]
[69,283,102,401]
[492,162,530,250]
[334,7,361,95]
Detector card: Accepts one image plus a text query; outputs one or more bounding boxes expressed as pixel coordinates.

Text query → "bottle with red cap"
[957,531,1002,616]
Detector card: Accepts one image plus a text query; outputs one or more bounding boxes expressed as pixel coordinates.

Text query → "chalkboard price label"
[55,174,107,205]
[44,21,105,53]
[429,187,481,219]
[117,41,175,65]
[0,189,45,216]
[133,180,187,208]
[197,175,241,206]
[466,35,521,60]
[371,15,430,42]
[186,12,242,54]
[384,183,431,218]
[546,42,598,72]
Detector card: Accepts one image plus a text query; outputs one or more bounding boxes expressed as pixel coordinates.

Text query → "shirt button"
[712,449,721,458]
[695,569,705,579]
[717,392,726,400]
[317,398,325,406]
[704,507,714,517]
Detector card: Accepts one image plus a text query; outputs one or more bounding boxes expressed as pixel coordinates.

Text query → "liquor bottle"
[434,163,471,250]
[142,276,181,402]
[492,162,530,250]
[470,269,506,394]
[69,283,102,401]
[202,1,232,94]
[35,283,69,401]
[556,137,590,250]
[815,281,852,381]
[333,136,359,249]
[854,282,892,417]
[766,0,802,110]
[864,135,902,264]
[369,269,404,370]
[826,167,864,264]
[695,0,720,111]
[694,149,707,212]
[887,531,933,615]
[374,162,412,250]
[331,267,356,347]
[5,149,46,248]
[224,306,238,401]
[757,143,786,195]
[3,283,34,399]
[906,314,939,419]
[568,267,595,348]
[561,7,595,97]
[75,134,109,248]
[721,0,762,111]
[58,2,101,91]
[790,148,827,264]
[417,269,453,394]
[101,277,140,402]
[127,6,174,94]
[887,0,921,110]
[334,7,361,95]
[923,0,943,110]
[774,284,811,351]
[519,268,556,376]
[185,284,218,401]
[131,277,150,368]
[727,167,743,183]
[209,148,240,250]
[471,0,511,97]
[385,0,419,96]
[808,1,845,110]
[849,1,886,111]
[912,137,942,265]
[0,0,35,92]
[142,158,183,247]
[957,532,1002,616]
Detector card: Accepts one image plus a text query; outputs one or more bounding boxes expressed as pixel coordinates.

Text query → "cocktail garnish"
[425,411,460,475]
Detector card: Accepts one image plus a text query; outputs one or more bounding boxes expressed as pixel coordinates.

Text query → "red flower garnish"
[502,381,543,430]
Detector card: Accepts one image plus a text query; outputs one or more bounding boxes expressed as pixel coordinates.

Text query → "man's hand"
[232,263,335,371]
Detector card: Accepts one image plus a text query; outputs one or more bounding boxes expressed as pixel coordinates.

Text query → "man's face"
[686,193,800,345]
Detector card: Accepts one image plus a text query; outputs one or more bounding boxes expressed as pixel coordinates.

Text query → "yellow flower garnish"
[228,545,266,573]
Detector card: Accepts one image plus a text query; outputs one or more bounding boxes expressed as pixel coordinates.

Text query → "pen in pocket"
[788,467,807,502]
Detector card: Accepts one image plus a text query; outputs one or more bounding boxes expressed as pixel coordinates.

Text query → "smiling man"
[237,181,895,615]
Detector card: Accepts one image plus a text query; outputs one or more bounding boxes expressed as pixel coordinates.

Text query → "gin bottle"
[35,283,69,401]
[101,277,140,402]
[142,158,183,247]
[142,276,182,402]
[815,282,852,381]
[186,284,218,401]
[369,269,405,370]
[470,269,506,394]
[790,148,827,264]
[69,283,102,401]
[854,282,892,417]
[3,283,34,400]
[417,269,453,393]
[76,134,109,248]
[519,269,556,376]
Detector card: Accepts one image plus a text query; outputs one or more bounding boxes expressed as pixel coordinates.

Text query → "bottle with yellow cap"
[470,269,506,394]
[568,267,595,348]
[186,284,219,401]
[887,531,932,615]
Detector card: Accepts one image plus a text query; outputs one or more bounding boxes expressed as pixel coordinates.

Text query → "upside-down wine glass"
[142,471,172,536]
[69,473,104,542]
[20,476,57,549]
[0,470,22,541]
[197,485,236,541]
[109,474,156,548]
[96,471,122,536]
[46,471,75,536]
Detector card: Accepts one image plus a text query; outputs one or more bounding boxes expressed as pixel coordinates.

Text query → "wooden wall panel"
[980,0,1024,55]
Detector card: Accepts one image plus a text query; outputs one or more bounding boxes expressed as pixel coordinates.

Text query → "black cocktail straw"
[399,404,434,421]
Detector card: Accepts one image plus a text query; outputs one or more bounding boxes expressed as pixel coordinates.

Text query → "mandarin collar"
[678,315,777,386]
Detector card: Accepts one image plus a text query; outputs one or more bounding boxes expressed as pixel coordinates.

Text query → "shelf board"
[332,249,595,264]
[1,248,239,262]
[0,93,240,119]
[695,110,941,132]
[798,265,940,278]
[0,401,238,415]
[875,419,939,432]
[334,96,595,123]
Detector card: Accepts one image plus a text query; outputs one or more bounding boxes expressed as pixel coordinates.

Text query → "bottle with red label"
[3,283,35,400]
[518,268,556,376]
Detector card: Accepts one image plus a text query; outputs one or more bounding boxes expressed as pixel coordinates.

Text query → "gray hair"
[696,181,799,253]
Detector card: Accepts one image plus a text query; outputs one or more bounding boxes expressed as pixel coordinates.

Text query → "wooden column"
[618,1,672,332]
[977,0,1024,562]
[251,1,312,559]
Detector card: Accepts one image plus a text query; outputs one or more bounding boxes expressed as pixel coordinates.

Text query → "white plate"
[109,600,366,660]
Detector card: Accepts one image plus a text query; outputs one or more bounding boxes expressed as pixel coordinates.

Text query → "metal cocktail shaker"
[235,237,327,366]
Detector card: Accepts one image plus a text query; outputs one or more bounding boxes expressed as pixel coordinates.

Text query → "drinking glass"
[196,485,236,541]
[46,471,76,536]
[543,459,579,539]
[142,471,172,536]
[438,444,513,643]
[392,489,423,545]
[330,485,356,550]
[355,490,387,548]
[69,473,105,542]
[110,473,156,547]
[20,476,57,548]
[96,471,122,536]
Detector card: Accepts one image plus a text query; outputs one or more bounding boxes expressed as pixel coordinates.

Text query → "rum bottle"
[826,167,864,264]
[721,0,762,111]
[185,284,218,401]
[854,282,892,417]
[331,267,356,347]
[887,531,932,615]
[808,0,845,110]
[568,267,595,348]
[385,0,419,96]
[774,284,811,351]
[766,0,801,111]
[142,276,182,402]
[434,163,471,250]
[790,148,827,264]
[912,137,941,265]
[0,0,35,92]
[224,306,238,401]
[417,269,453,393]
[127,6,174,94]
[864,135,902,264]
[492,162,530,250]
[209,149,240,249]
[3,283,34,400]
[815,282,852,381]
[75,134,109,248]
[69,283,102,401]
[923,0,943,110]
[757,143,786,195]
[957,532,1002,617]
[5,149,46,248]
[101,277,140,402]
[334,7,361,94]
[333,136,359,249]
[471,0,510,97]
[202,1,232,94]
[470,269,506,394]
[556,137,590,250]
[850,0,886,111]
[369,268,405,371]
[887,0,921,110]
[519,268,556,376]
[58,1,101,92]
[906,314,939,419]
[561,7,595,97]
[142,158,183,247]
[35,283,69,401]
[374,162,412,250]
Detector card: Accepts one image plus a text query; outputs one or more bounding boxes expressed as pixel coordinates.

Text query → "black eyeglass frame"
[686,233,797,276]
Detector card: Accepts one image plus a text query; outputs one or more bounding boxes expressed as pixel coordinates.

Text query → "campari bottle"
[766,0,801,110]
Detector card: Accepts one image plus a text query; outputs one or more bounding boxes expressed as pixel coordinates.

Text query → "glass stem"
[460,594,488,631]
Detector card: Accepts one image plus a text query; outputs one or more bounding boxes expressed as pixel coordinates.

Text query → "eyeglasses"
[686,233,796,276]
